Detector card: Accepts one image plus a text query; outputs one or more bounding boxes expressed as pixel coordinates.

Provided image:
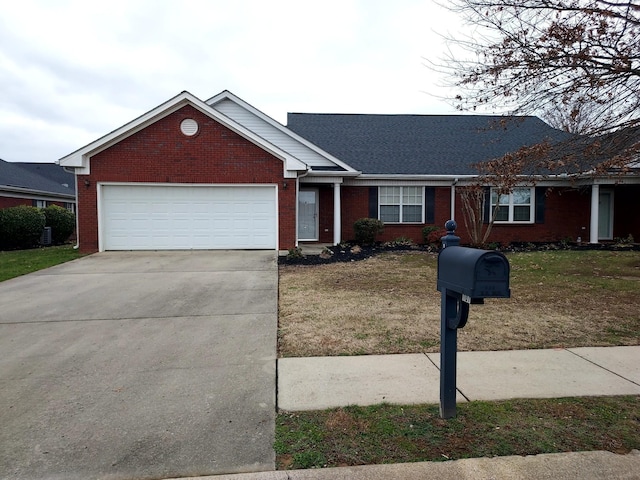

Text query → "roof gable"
[286,114,574,175]
[59,91,307,176]
[207,91,358,175]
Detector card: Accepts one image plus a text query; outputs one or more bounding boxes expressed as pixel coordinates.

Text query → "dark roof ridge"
[288,112,541,118]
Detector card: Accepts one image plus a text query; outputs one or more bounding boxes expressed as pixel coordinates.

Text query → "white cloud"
[0,0,463,162]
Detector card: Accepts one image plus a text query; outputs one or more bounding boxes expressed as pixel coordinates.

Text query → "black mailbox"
[437,246,510,300]
[437,221,512,419]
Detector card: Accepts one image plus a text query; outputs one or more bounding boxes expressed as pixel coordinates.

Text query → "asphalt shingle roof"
[286,114,574,175]
[0,159,75,196]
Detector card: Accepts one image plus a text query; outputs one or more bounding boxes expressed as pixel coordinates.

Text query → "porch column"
[333,182,341,245]
[590,184,599,244]
[450,183,456,221]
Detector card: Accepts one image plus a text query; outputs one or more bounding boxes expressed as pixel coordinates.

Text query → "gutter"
[0,185,75,200]
[59,165,80,250]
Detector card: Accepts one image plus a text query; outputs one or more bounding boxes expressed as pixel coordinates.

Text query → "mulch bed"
[278,241,640,266]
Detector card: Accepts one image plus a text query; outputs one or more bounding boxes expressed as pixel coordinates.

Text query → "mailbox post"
[437,220,511,418]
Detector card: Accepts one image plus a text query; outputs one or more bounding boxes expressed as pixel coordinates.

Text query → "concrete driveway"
[0,250,277,480]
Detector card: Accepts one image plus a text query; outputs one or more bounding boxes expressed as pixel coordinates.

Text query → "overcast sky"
[1,0,465,163]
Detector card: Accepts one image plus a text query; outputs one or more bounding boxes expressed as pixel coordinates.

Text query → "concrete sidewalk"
[177,450,640,479]
[278,346,640,411]
[187,346,640,480]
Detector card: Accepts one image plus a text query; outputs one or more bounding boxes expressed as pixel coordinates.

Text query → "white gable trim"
[207,90,359,175]
[58,91,308,176]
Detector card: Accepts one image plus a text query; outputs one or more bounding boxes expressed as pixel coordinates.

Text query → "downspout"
[63,166,80,250]
[450,178,458,221]
[333,181,341,246]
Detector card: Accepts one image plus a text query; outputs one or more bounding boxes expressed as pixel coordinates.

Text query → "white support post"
[450,184,456,221]
[333,182,341,245]
[590,184,600,244]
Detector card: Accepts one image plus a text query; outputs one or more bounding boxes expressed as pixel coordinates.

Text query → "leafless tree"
[542,100,600,134]
[431,1,640,245]
[434,0,640,137]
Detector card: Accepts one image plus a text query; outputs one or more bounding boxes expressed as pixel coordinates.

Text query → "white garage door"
[101,184,277,250]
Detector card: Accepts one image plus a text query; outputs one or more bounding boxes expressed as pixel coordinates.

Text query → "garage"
[100,184,277,251]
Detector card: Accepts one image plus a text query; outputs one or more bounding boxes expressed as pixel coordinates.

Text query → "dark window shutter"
[424,187,435,224]
[368,187,378,218]
[535,187,546,224]
[483,187,491,224]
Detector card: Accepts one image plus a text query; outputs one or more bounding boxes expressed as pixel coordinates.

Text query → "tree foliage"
[436,0,640,138]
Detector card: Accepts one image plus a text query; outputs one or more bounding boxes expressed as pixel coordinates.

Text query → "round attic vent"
[180,118,199,136]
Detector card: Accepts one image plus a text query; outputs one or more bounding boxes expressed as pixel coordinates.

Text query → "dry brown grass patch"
[278,250,640,357]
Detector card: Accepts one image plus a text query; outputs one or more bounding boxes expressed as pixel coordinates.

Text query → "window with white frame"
[65,203,75,213]
[33,200,47,208]
[491,187,534,223]
[379,186,424,223]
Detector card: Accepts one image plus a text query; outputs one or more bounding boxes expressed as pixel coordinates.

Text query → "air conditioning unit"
[40,227,52,246]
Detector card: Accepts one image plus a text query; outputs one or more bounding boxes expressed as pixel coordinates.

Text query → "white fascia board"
[355,174,478,182]
[207,90,357,173]
[306,170,361,177]
[572,175,640,186]
[58,91,308,175]
[0,186,75,200]
[348,174,579,187]
[58,91,197,171]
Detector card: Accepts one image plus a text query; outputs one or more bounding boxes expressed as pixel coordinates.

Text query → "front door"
[298,189,318,241]
[598,190,613,240]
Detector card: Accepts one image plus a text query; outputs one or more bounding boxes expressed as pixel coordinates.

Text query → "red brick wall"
[77,105,294,253]
[0,197,71,209]
[452,187,591,245]
[340,186,451,243]
[340,185,593,246]
[0,197,30,209]
[341,186,369,241]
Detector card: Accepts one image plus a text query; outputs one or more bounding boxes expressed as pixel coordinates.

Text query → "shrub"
[0,205,46,250]
[43,205,75,244]
[287,247,305,260]
[422,226,446,245]
[384,237,414,248]
[353,218,384,245]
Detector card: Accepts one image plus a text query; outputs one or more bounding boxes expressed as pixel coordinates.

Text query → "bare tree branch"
[433,0,640,136]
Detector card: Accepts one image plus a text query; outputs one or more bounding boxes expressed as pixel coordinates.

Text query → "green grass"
[508,250,640,293]
[276,396,640,469]
[0,245,83,282]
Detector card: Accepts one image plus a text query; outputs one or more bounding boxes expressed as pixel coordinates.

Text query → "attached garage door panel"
[102,185,277,250]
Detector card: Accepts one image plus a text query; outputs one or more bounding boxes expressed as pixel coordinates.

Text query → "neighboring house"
[58,90,640,253]
[0,159,76,211]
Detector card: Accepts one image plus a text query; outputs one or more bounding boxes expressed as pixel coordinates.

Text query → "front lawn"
[276,396,640,469]
[278,250,640,357]
[0,245,83,282]
[277,250,640,470]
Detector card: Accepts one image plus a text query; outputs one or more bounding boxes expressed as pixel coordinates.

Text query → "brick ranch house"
[58,90,640,253]
[1,159,76,211]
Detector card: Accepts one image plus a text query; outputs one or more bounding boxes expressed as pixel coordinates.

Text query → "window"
[379,186,424,223]
[65,202,75,214]
[491,187,534,223]
[33,200,47,208]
